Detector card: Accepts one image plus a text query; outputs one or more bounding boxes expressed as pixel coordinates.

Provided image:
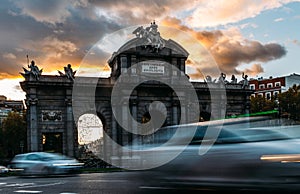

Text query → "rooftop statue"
[217,72,229,84]
[58,64,76,81]
[205,75,216,83]
[231,74,237,84]
[21,60,43,80]
[241,72,249,89]
[132,21,165,52]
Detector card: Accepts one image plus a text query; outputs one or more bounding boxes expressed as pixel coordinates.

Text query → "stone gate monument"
[20,23,252,158]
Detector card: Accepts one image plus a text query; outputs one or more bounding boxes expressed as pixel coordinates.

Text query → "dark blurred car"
[9,152,83,176]
[128,119,300,190]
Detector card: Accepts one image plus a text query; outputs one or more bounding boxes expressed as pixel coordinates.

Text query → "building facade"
[0,95,25,127]
[249,73,300,99]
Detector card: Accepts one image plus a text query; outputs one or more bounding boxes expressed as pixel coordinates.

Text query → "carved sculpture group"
[205,72,249,89]
[132,21,165,52]
[21,60,249,89]
[21,60,76,81]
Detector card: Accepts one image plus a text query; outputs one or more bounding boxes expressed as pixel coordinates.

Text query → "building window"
[274,91,279,99]
[275,82,281,87]
[267,83,273,88]
[259,84,265,89]
[131,68,136,74]
[258,93,263,97]
[265,92,271,100]
[250,84,255,90]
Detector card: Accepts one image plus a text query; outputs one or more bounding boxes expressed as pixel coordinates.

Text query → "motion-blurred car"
[0,165,9,174]
[128,118,300,190]
[9,152,83,176]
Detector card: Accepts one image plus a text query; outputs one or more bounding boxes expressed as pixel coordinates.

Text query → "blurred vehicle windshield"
[136,118,294,147]
[231,129,291,142]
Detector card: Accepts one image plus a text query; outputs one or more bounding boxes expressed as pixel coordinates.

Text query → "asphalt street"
[1,172,300,194]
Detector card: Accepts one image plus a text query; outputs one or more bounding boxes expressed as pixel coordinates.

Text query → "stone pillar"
[220,93,227,119]
[181,105,186,124]
[180,58,185,77]
[121,101,129,145]
[111,115,117,156]
[65,97,74,157]
[245,91,251,115]
[172,96,178,125]
[131,55,137,75]
[120,55,127,74]
[28,96,38,152]
[131,100,139,145]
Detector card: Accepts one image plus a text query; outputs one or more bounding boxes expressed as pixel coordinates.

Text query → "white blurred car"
[9,152,83,176]
[0,165,9,174]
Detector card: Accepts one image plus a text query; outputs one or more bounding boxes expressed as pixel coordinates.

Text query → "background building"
[0,95,25,127]
[249,73,300,100]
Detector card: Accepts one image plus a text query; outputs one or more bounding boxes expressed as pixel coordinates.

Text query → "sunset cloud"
[243,63,264,76]
[3,53,16,59]
[0,0,298,100]
[0,0,293,80]
[162,17,286,76]
[185,0,300,27]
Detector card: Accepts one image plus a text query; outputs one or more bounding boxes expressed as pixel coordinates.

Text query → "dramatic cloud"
[243,63,265,76]
[78,0,300,28]
[185,0,300,27]
[14,0,73,24]
[0,0,121,78]
[0,0,297,99]
[3,53,16,59]
[89,0,197,25]
[162,17,286,76]
[0,0,292,80]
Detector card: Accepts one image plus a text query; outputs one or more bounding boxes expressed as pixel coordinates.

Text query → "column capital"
[65,98,72,106]
[26,98,38,106]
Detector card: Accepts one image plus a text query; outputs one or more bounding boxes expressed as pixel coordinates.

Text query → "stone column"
[120,55,127,74]
[131,100,139,145]
[181,105,186,124]
[121,101,129,145]
[65,97,74,157]
[172,95,178,125]
[28,96,38,152]
[111,115,117,156]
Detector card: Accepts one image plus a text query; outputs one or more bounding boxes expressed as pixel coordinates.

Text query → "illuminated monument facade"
[20,23,252,157]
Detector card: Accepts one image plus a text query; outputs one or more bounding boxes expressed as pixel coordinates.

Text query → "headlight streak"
[52,163,84,167]
[261,154,300,163]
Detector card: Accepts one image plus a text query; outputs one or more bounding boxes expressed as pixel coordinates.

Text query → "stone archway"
[77,113,105,158]
[77,113,103,145]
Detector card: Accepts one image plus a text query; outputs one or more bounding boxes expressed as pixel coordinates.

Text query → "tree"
[278,84,300,121]
[1,111,26,158]
[250,95,277,114]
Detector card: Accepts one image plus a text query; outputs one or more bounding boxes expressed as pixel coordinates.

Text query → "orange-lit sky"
[0,0,299,100]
